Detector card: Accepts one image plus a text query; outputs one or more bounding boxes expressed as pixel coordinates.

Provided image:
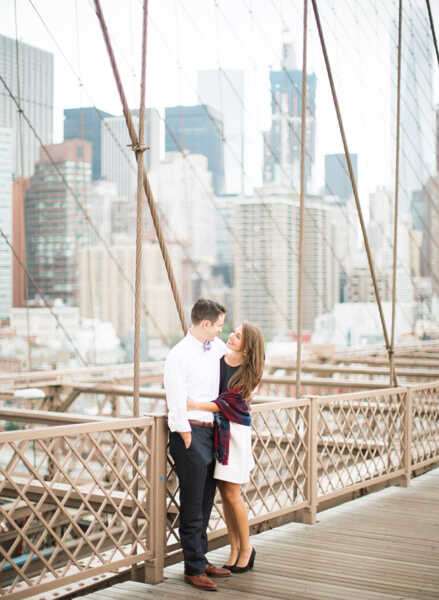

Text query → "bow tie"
[203,340,212,352]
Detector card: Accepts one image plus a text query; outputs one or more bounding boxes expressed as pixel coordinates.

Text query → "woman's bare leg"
[218,481,240,565]
[219,481,252,567]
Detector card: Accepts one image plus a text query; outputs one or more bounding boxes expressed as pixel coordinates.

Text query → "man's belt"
[189,419,214,429]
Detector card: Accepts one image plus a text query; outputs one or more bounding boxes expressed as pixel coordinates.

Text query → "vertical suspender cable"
[14,0,32,371]
[132,3,149,570]
[310,0,394,376]
[390,0,403,387]
[133,0,149,419]
[296,0,308,399]
[93,0,188,334]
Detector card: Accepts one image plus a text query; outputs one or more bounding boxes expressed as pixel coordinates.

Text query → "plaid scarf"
[213,388,251,465]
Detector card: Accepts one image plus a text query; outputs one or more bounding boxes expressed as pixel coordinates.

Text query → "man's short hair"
[191,298,226,325]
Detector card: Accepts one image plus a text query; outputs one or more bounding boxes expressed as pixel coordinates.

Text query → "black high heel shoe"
[222,556,239,570]
[230,547,256,573]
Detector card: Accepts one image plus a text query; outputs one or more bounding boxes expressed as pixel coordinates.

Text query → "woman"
[187,322,265,573]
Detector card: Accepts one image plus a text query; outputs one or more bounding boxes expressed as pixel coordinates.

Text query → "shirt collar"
[186,331,209,349]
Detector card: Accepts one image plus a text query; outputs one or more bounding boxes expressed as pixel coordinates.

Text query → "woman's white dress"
[214,422,255,484]
[213,356,255,484]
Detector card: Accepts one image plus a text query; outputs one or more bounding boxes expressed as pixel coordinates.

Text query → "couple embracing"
[164,298,265,592]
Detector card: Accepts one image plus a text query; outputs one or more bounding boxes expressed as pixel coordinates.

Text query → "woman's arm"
[187,399,220,412]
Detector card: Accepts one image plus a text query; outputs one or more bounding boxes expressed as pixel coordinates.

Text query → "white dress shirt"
[164,332,227,432]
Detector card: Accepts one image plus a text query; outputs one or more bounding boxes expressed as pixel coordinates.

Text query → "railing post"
[141,414,168,584]
[402,388,413,487]
[303,396,318,524]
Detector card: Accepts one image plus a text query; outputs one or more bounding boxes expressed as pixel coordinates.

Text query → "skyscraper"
[325,153,358,202]
[64,107,113,180]
[25,139,92,306]
[0,34,53,177]
[233,189,338,339]
[165,105,225,195]
[149,152,217,264]
[263,39,316,192]
[198,70,244,194]
[101,110,160,199]
[0,128,13,319]
[391,0,435,212]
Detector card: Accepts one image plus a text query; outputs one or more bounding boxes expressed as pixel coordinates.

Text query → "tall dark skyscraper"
[263,41,317,191]
[325,153,358,202]
[25,139,92,305]
[64,107,113,180]
[165,105,225,194]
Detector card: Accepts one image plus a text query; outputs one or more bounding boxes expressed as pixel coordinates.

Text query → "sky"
[0,0,438,204]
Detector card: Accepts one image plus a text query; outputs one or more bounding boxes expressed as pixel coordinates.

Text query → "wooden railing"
[1,383,438,598]
[0,417,167,599]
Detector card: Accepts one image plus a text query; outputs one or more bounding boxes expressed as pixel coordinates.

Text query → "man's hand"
[179,431,192,449]
[187,398,197,410]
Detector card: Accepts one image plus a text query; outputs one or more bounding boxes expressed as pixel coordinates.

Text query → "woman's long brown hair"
[228,322,265,401]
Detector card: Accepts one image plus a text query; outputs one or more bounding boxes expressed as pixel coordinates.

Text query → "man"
[164,298,230,591]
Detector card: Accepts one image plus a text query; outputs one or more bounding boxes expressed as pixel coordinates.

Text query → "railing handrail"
[0,415,154,443]
[251,397,310,411]
[307,386,408,403]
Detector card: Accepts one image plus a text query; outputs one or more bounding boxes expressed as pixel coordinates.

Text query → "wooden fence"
[0,382,438,598]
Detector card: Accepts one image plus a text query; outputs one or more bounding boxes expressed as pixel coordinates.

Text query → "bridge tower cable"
[310,0,396,384]
[93,0,188,335]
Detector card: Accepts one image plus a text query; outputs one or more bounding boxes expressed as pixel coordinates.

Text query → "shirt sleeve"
[164,349,191,432]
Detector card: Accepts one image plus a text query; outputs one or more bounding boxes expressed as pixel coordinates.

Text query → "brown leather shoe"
[205,563,232,577]
[184,574,218,591]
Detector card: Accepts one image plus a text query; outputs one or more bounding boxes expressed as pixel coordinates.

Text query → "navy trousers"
[169,426,217,575]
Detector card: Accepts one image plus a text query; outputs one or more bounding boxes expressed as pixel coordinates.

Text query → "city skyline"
[0,1,437,203]
[0,0,438,350]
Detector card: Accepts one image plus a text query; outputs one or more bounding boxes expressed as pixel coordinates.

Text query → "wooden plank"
[79,467,439,600]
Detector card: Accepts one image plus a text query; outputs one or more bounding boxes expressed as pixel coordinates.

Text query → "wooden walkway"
[83,468,439,600]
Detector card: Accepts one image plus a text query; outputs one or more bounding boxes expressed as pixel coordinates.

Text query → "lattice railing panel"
[317,391,406,498]
[411,386,439,466]
[0,418,154,598]
[165,400,309,552]
[244,401,309,516]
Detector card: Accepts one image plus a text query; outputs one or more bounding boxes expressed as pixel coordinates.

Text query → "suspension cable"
[133,0,149,418]
[296,0,308,398]
[390,0,403,387]
[14,0,32,371]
